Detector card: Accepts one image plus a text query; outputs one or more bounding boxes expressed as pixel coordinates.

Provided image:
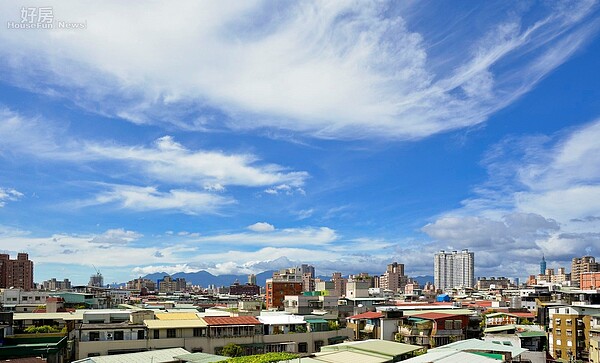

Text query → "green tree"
[222,343,244,357]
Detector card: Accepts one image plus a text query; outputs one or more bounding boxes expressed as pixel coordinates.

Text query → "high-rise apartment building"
[434,249,474,291]
[0,253,34,291]
[571,256,600,287]
[378,262,408,292]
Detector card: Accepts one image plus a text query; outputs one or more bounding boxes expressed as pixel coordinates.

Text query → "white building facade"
[434,249,475,291]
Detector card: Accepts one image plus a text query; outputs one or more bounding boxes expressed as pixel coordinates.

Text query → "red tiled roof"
[348,311,383,320]
[412,312,464,320]
[202,316,261,326]
[464,300,493,307]
[511,312,535,318]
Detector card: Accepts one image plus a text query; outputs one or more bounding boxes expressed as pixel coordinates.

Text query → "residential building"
[582,272,600,290]
[330,272,347,297]
[572,256,600,287]
[0,253,34,291]
[284,294,339,315]
[42,278,72,291]
[378,262,408,293]
[0,288,50,309]
[266,280,303,310]
[158,275,187,293]
[346,310,405,341]
[75,309,353,359]
[398,312,469,348]
[348,273,375,287]
[126,277,156,292]
[345,280,370,299]
[548,305,600,361]
[229,282,260,296]
[434,249,474,291]
[475,277,510,290]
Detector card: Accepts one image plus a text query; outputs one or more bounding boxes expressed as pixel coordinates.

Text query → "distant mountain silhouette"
[141,270,277,287]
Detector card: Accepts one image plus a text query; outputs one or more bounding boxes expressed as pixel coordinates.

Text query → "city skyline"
[1,2,600,285]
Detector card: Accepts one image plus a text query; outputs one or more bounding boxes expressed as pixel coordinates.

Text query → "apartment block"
[581,272,600,290]
[377,262,408,293]
[548,305,600,361]
[0,253,34,291]
[476,276,511,290]
[158,275,187,293]
[434,249,474,291]
[74,310,352,359]
[266,280,303,310]
[42,278,72,291]
[572,256,600,287]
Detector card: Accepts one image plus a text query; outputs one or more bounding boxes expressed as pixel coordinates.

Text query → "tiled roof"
[202,316,261,326]
[348,311,383,319]
[411,312,463,320]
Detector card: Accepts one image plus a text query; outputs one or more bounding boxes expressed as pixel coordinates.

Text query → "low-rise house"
[397,312,468,348]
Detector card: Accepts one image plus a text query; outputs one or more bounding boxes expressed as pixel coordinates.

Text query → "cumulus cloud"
[0,187,23,207]
[421,119,600,278]
[247,222,275,232]
[0,2,596,139]
[131,264,201,276]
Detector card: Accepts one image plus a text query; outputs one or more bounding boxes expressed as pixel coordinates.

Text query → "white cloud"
[131,264,200,276]
[194,226,337,246]
[90,228,142,245]
[87,184,235,215]
[0,110,309,190]
[247,222,275,232]
[0,187,23,207]
[0,2,596,139]
[264,184,305,195]
[420,118,600,278]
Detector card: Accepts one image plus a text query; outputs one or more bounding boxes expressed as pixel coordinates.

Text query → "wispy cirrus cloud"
[0,108,309,213]
[193,226,338,246]
[0,2,597,139]
[82,184,235,215]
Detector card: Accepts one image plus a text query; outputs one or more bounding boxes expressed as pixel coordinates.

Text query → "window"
[453,320,462,329]
[167,329,176,338]
[444,320,453,330]
[89,331,100,341]
[137,330,145,340]
[193,328,206,337]
[314,340,324,352]
[153,330,160,339]
[298,342,308,353]
[113,331,124,340]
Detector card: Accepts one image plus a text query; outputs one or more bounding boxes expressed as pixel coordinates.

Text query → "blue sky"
[1,1,600,285]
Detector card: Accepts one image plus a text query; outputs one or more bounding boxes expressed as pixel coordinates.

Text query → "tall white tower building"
[434,249,474,291]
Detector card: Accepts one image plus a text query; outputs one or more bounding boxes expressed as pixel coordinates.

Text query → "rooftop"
[72,347,189,363]
[347,311,383,320]
[201,316,261,326]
